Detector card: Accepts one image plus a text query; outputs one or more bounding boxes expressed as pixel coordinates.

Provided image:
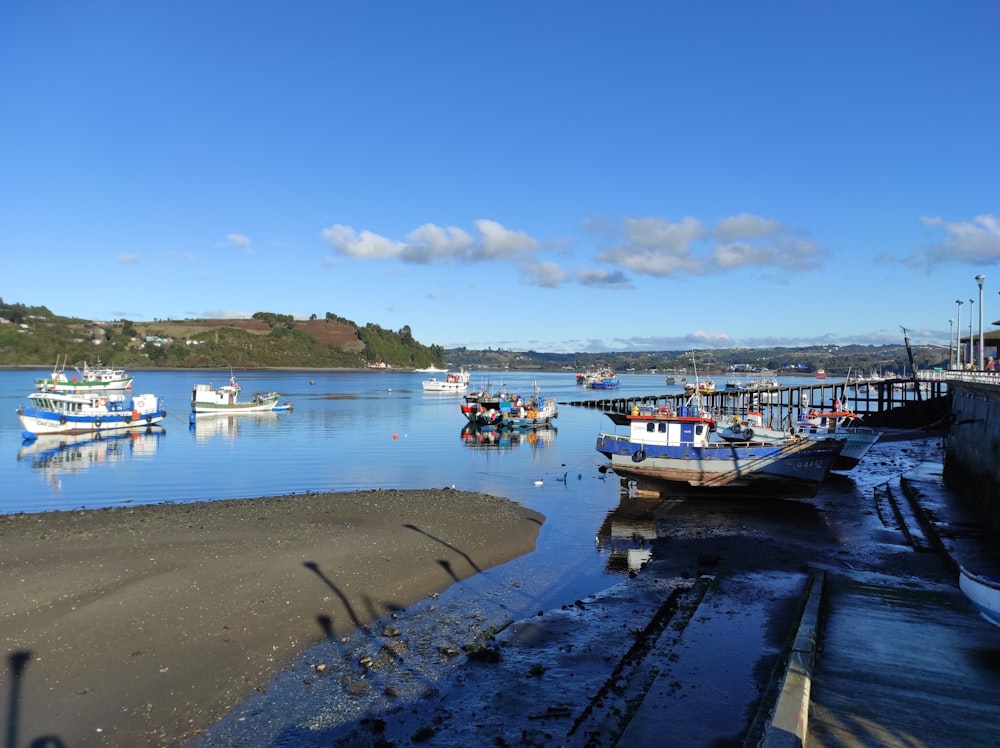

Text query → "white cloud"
[321,225,406,259]
[905,214,1000,268]
[595,213,824,277]
[578,268,632,289]
[475,219,540,259]
[403,224,475,263]
[322,219,540,263]
[225,233,252,253]
[116,253,139,264]
[520,261,567,288]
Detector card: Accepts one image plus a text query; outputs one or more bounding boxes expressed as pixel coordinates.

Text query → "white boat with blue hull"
[596,402,843,497]
[18,391,167,436]
[959,566,1000,629]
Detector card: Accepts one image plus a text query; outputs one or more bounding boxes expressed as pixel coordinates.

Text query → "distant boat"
[959,566,1000,629]
[595,398,843,497]
[501,381,558,430]
[577,368,620,388]
[18,390,166,436]
[191,374,290,416]
[684,378,716,394]
[35,357,133,394]
[421,367,470,393]
[415,365,448,373]
[815,369,828,380]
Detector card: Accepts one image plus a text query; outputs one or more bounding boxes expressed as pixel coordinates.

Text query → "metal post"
[969,299,975,368]
[956,300,964,368]
[976,275,985,370]
[949,319,954,369]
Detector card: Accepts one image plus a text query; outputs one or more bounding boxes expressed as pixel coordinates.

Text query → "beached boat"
[716,406,881,471]
[421,367,470,393]
[18,390,166,436]
[595,400,843,497]
[35,357,133,393]
[959,566,1000,629]
[793,407,882,470]
[191,375,290,415]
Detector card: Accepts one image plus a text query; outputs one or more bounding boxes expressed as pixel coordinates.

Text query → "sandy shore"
[0,489,544,747]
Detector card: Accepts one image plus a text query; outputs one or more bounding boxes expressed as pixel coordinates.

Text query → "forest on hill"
[0,298,950,375]
[0,300,443,369]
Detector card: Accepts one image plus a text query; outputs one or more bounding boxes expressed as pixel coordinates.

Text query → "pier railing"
[566,375,950,421]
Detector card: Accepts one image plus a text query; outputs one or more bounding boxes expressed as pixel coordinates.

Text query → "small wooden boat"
[18,391,166,436]
[191,375,289,416]
[959,566,1000,629]
[35,356,133,393]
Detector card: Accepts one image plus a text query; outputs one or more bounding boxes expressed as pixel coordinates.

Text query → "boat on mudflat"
[959,566,1000,629]
[421,367,470,393]
[18,391,167,436]
[35,357,133,393]
[191,375,291,416]
[716,406,881,472]
[596,400,843,498]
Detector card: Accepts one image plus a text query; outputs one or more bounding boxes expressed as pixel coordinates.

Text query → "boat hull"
[190,381,284,415]
[959,566,1000,629]
[192,396,281,415]
[596,434,842,497]
[18,392,167,436]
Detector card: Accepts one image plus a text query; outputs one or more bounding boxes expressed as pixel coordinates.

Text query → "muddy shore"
[0,489,544,746]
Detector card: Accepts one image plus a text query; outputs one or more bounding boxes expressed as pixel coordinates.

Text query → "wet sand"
[0,489,544,747]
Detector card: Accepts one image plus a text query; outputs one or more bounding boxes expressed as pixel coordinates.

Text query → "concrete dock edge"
[759,568,824,748]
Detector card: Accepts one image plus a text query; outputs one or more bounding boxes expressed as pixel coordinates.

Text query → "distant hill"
[0,300,445,369]
[0,298,951,374]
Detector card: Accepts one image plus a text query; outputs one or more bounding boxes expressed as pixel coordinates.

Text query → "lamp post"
[976,275,986,370]
[949,318,954,369]
[956,300,964,368]
[969,298,975,369]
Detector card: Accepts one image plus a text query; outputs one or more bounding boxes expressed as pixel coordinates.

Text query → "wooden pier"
[562,377,948,425]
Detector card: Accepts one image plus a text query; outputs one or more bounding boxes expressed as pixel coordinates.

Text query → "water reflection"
[17,428,165,490]
[595,494,661,574]
[188,412,281,441]
[459,424,557,451]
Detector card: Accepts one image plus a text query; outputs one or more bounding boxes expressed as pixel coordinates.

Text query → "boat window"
[658,423,667,433]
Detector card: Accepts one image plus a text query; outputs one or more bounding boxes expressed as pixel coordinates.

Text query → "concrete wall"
[945,381,1000,532]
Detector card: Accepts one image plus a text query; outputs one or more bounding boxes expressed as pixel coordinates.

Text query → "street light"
[976,274,986,370]
[956,300,964,368]
[949,318,954,368]
[966,299,976,366]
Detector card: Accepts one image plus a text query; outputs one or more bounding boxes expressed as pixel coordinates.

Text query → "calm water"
[0,367,846,613]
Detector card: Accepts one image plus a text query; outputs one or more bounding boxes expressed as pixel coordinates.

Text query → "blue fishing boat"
[596,399,843,497]
[18,390,167,437]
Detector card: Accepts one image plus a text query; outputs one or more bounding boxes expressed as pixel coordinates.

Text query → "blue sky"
[2,2,998,354]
